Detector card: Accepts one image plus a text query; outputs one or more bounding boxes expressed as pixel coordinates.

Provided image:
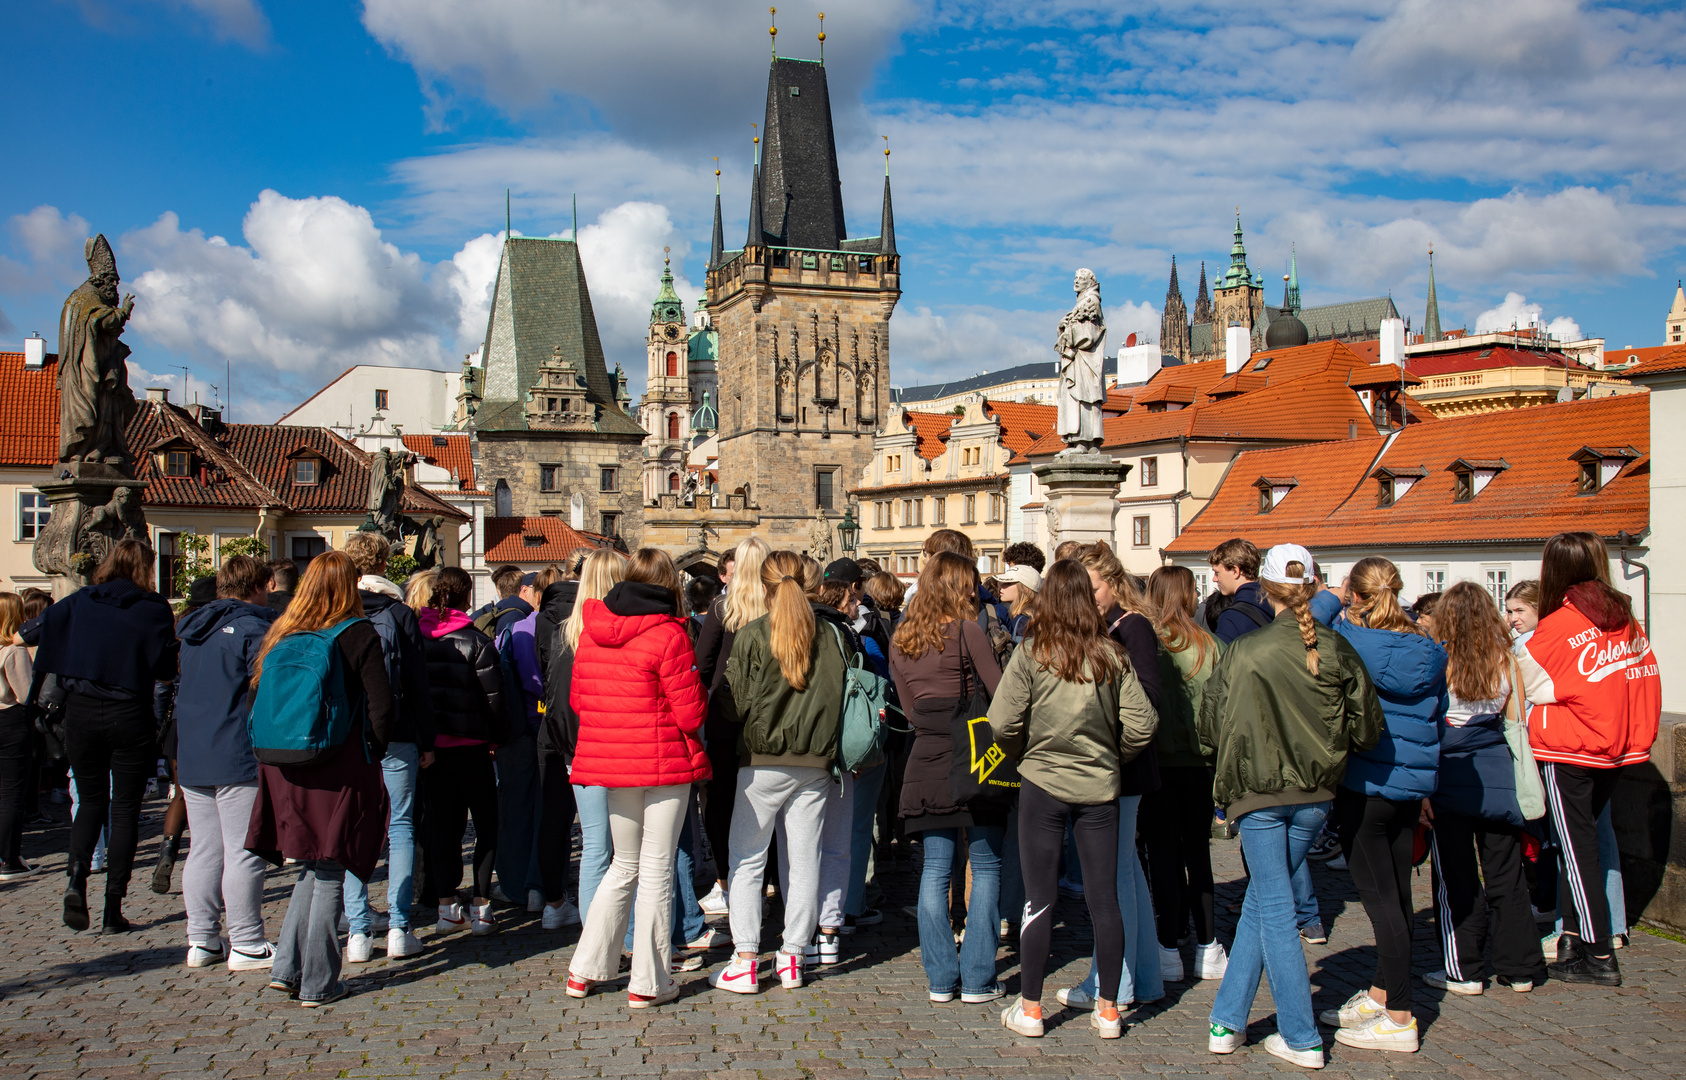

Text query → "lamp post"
[835,504,860,557]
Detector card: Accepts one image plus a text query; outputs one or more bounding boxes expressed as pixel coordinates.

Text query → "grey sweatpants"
[727,765,830,956]
[182,781,268,951]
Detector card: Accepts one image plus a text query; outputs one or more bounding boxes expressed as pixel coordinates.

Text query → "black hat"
[187,575,218,605]
[823,558,863,585]
[521,572,538,587]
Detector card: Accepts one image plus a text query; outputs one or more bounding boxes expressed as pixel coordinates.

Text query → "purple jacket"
[510,611,544,732]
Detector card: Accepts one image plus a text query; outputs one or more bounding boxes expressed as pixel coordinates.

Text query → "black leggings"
[1141,766,1217,947]
[1542,761,1623,954]
[0,707,33,864]
[1335,788,1418,1011]
[423,745,498,903]
[64,693,155,899]
[537,751,577,904]
[1017,780,1122,1003]
[702,723,738,883]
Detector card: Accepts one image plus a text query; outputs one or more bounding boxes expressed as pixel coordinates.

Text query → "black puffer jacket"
[420,609,506,744]
[534,580,579,760]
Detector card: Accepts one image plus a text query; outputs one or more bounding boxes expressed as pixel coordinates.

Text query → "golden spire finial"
[882,134,890,176]
[818,12,825,62]
[769,7,777,57]
[664,245,671,268]
[713,156,721,194]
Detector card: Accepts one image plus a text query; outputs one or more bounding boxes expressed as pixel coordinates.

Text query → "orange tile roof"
[1615,345,1686,378]
[904,411,956,460]
[402,433,478,492]
[0,352,60,468]
[984,399,1058,462]
[1166,393,1648,556]
[1347,364,1423,390]
[1206,372,1268,398]
[485,516,614,564]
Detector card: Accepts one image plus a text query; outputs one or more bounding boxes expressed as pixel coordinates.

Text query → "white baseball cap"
[997,563,1042,592]
[1261,543,1317,584]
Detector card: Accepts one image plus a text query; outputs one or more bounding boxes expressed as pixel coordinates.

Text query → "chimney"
[147,387,170,403]
[1380,317,1406,367]
[1225,323,1251,375]
[23,334,45,369]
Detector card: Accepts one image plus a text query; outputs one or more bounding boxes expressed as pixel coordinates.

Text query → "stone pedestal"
[1033,454,1130,553]
[31,462,149,599]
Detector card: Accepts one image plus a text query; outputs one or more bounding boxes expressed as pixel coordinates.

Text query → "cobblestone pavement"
[2,801,1684,1080]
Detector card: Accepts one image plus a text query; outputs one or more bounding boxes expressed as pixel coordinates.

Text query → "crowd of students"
[0,522,1658,1061]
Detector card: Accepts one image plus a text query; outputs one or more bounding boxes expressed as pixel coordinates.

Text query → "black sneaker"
[1298,921,1328,945]
[1549,949,1621,987]
[843,908,883,934]
[300,981,352,1007]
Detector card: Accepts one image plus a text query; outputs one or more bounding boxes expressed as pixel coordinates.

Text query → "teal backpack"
[823,622,892,773]
[247,618,366,766]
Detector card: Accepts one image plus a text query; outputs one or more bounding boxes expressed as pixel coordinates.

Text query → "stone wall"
[477,430,645,543]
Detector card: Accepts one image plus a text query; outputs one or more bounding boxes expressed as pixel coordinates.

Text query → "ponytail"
[1262,564,1321,676]
[762,551,816,690]
[1345,557,1425,637]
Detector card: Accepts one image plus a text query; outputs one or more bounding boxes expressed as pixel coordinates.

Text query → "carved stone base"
[32,470,149,599]
[1033,454,1131,553]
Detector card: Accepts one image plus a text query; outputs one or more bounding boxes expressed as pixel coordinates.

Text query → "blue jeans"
[625,791,705,950]
[274,859,345,1002]
[917,826,1004,995]
[845,761,887,917]
[1078,794,1163,1004]
[1292,853,1321,929]
[574,784,613,924]
[344,741,419,933]
[1212,802,1328,1052]
[1554,802,1628,938]
[495,731,543,897]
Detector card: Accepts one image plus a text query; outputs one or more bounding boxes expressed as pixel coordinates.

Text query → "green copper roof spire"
[1224,209,1251,288]
[1288,244,1301,313]
[1424,245,1443,343]
[651,248,683,324]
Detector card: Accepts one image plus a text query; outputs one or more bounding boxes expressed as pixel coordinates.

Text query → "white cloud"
[887,294,1159,388]
[1473,291,1582,341]
[1,206,92,299]
[71,0,270,48]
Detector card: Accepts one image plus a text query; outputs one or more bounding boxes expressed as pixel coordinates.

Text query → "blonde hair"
[0,593,21,643]
[1077,540,1153,618]
[405,569,438,611]
[1261,559,1322,675]
[1009,580,1038,621]
[798,553,824,597]
[566,549,626,651]
[762,550,816,690]
[1345,557,1427,637]
[341,531,391,576]
[722,537,771,632]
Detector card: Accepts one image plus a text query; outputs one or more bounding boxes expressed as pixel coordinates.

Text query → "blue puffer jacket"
[1433,712,1522,826]
[1322,616,1447,801]
[175,597,278,787]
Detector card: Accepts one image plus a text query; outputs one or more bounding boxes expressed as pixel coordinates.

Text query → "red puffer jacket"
[569,581,710,788]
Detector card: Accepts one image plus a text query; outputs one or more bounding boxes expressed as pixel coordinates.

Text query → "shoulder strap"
[1503,656,1523,725]
[322,616,363,642]
[823,620,858,670]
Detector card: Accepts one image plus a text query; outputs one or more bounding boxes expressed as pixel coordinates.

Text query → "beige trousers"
[567,783,689,996]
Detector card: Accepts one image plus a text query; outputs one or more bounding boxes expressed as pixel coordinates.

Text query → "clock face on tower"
[663,324,680,341]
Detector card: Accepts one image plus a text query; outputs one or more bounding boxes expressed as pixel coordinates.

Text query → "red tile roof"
[1166,393,1647,555]
[485,516,614,564]
[905,411,956,460]
[0,351,60,468]
[1347,364,1423,390]
[1615,345,1686,378]
[1406,346,1598,378]
[984,400,1058,462]
[402,433,479,493]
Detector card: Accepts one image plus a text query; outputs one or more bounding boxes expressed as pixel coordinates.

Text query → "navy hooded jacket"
[1211,581,1276,644]
[174,597,277,787]
[26,579,178,705]
[1318,614,1448,801]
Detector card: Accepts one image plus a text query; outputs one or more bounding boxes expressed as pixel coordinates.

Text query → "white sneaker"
[1334,1015,1419,1052]
[1000,998,1045,1037]
[698,883,729,915]
[816,931,840,965]
[541,902,574,931]
[776,948,804,989]
[338,912,389,934]
[1209,1023,1246,1054]
[1319,989,1383,1028]
[686,926,727,950]
[387,928,424,958]
[346,933,374,964]
[437,902,468,934]
[672,953,705,973]
[469,902,496,936]
[1195,940,1230,980]
[1090,1008,1123,1039]
[555,899,581,926]
[227,942,276,972]
[710,956,760,994]
[1424,969,1482,995]
[490,885,515,904]
[1541,932,1562,959]
[1264,1032,1326,1068]
[1160,944,1185,982]
[961,981,1005,1004]
[1055,986,1094,1009]
[1325,854,1347,871]
[186,939,226,968]
[527,889,543,913]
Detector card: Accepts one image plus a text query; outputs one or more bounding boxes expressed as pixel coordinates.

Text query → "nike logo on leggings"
[1021,903,1051,934]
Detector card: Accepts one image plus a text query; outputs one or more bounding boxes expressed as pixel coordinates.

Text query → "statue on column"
[58,235,138,469]
[1055,268,1107,456]
[808,506,833,564]
[367,447,411,542]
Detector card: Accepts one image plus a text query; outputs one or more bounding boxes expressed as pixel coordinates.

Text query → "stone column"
[1033,454,1130,553]
[31,462,149,600]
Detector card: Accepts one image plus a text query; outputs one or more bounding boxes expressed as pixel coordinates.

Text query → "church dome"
[690,390,718,435]
[1265,309,1309,349]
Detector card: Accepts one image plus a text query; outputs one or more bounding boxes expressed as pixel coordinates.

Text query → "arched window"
[667,413,680,439]
[666,351,678,377]
[494,478,512,518]
[669,472,682,491]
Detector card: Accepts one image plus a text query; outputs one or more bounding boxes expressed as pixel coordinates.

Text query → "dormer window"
[1447,458,1508,502]
[1371,465,1426,508]
[293,459,318,486]
[1569,446,1639,495]
[1254,476,1298,514]
[165,450,191,477]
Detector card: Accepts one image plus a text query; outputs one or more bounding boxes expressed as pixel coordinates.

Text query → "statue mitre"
[85,234,118,279]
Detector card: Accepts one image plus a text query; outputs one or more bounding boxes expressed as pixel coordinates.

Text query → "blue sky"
[3,0,1683,420]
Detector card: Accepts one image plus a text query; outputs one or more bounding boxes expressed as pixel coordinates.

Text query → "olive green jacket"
[1155,636,1222,768]
[1197,613,1384,819]
[724,614,847,770]
[987,643,1158,806]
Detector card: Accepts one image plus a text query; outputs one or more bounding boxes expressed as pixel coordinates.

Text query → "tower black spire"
[710,191,725,269]
[746,161,764,249]
[753,58,846,249]
[879,175,896,256]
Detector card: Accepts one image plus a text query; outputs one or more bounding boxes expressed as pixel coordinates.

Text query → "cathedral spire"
[1424,245,1443,343]
[1168,255,1181,298]
[1193,260,1213,324]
